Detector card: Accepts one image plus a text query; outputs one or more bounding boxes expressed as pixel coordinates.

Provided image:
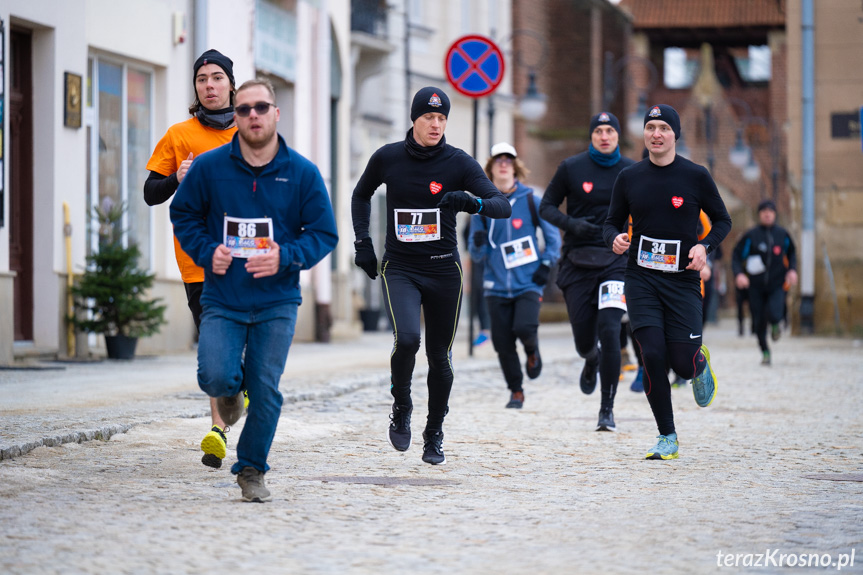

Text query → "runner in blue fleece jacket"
[468,142,561,409]
[171,79,338,502]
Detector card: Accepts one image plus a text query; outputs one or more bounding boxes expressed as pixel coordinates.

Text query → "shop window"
[86,56,153,266]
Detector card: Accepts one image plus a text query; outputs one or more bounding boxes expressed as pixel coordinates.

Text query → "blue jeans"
[197,303,298,474]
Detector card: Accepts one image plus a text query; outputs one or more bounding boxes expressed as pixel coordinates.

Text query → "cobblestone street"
[1,321,861,574]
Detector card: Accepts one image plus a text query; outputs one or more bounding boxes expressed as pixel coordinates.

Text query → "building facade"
[348,0,515,330]
[0,0,354,362]
[619,0,862,335]
[786,0,863,335]
[0,0,521,363]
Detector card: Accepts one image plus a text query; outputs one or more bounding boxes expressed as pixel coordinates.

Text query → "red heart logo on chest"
[429,181,442,195]
[671,196,684,208]
[512,218,523,229]
[583,182,593,193]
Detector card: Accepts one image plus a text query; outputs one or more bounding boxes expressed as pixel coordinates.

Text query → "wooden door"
[9,28,34,341]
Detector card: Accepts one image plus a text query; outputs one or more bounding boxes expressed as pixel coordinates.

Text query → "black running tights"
[748,287,785,354]
[632,326,705,436]
[568,306,625,408]
[381,261,462,432]
[486,292,541,392]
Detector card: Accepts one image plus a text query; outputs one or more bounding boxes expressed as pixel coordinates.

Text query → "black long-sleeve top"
[351,131,511,265]
[603,156,732,277]
[731,224,796,291]
[539,150,635,253]
[143,171,180,206]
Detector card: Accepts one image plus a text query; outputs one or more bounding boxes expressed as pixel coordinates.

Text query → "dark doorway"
[10,28,34,341]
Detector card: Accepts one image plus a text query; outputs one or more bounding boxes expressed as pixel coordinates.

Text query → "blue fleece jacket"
[468,182,562,298]
[170,133,338,311]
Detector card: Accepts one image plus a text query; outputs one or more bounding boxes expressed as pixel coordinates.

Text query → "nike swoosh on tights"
[689,333,701,339]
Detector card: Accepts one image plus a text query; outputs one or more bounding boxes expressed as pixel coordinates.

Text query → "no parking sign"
[444,35,505,98]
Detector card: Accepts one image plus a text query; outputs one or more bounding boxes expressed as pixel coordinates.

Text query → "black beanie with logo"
[410,87,451,122]
[644,104,681,140]
[589,111,621,135]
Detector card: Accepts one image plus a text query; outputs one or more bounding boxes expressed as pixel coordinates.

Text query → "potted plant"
[69,201,167,359]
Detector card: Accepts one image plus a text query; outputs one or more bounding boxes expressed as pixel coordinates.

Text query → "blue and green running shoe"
[691,344,717,407]
[630,366,644,392]
[645,433,679,460]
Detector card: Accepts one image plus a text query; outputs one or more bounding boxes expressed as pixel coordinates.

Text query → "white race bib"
[395,209,441,242]
[224,216,273,258]
[598,280,627,311]
[637,235,681,272]
[745,255,766,275]
[500,235,539,269]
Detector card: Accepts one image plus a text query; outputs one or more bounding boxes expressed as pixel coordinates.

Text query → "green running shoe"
[691,345,717,407]
[645,433,679,460]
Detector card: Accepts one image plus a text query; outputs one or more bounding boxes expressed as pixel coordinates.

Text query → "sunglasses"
[235,102,275,117]
[494,156,514,165]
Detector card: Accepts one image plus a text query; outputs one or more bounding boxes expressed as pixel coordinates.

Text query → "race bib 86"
[224,216,273,258]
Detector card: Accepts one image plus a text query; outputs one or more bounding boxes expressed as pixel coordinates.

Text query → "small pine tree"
[70,202,167,338]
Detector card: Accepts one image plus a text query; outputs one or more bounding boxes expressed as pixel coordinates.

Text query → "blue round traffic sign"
[445,35,505,98]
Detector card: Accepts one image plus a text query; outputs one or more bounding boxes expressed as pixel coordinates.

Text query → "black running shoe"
[525,349,542,379]
[505,391,524,409]
[387,403,412,451]
[421,430,446,465]
[596,406,616,432]
[580,351,599,395]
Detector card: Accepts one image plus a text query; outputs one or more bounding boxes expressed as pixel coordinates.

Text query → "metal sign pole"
[444,34,505,358]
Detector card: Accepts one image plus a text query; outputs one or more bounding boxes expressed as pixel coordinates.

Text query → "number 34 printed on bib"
[637,235,681,272]
[224,216,273,258]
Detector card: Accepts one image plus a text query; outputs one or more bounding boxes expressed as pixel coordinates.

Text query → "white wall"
[0,0,90,348]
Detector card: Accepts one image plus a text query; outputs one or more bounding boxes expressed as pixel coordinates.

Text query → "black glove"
[472,229,488,248]
[566,216,601,239]
[354,237,378,280]
[438,191,480,214]
[531,263,551,286]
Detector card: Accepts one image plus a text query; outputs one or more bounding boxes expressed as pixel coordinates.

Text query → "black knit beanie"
[410,87,451,122]
[644,104,681,140]
[589,111,621,135]
[193,49,235,87]
[757,199,777,213]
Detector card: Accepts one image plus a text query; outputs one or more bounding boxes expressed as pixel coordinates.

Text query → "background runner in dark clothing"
[351,87,511,466]
[731,199,797,365]
[540,112,634,432]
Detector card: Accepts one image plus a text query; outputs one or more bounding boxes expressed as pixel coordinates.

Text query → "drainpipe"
[799,0,815,333]
[194,0,207,57]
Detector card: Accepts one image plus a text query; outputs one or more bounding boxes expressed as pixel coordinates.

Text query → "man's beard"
[240,125,276,149]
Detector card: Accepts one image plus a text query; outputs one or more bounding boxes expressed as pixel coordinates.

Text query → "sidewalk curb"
[0,357,509,462]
